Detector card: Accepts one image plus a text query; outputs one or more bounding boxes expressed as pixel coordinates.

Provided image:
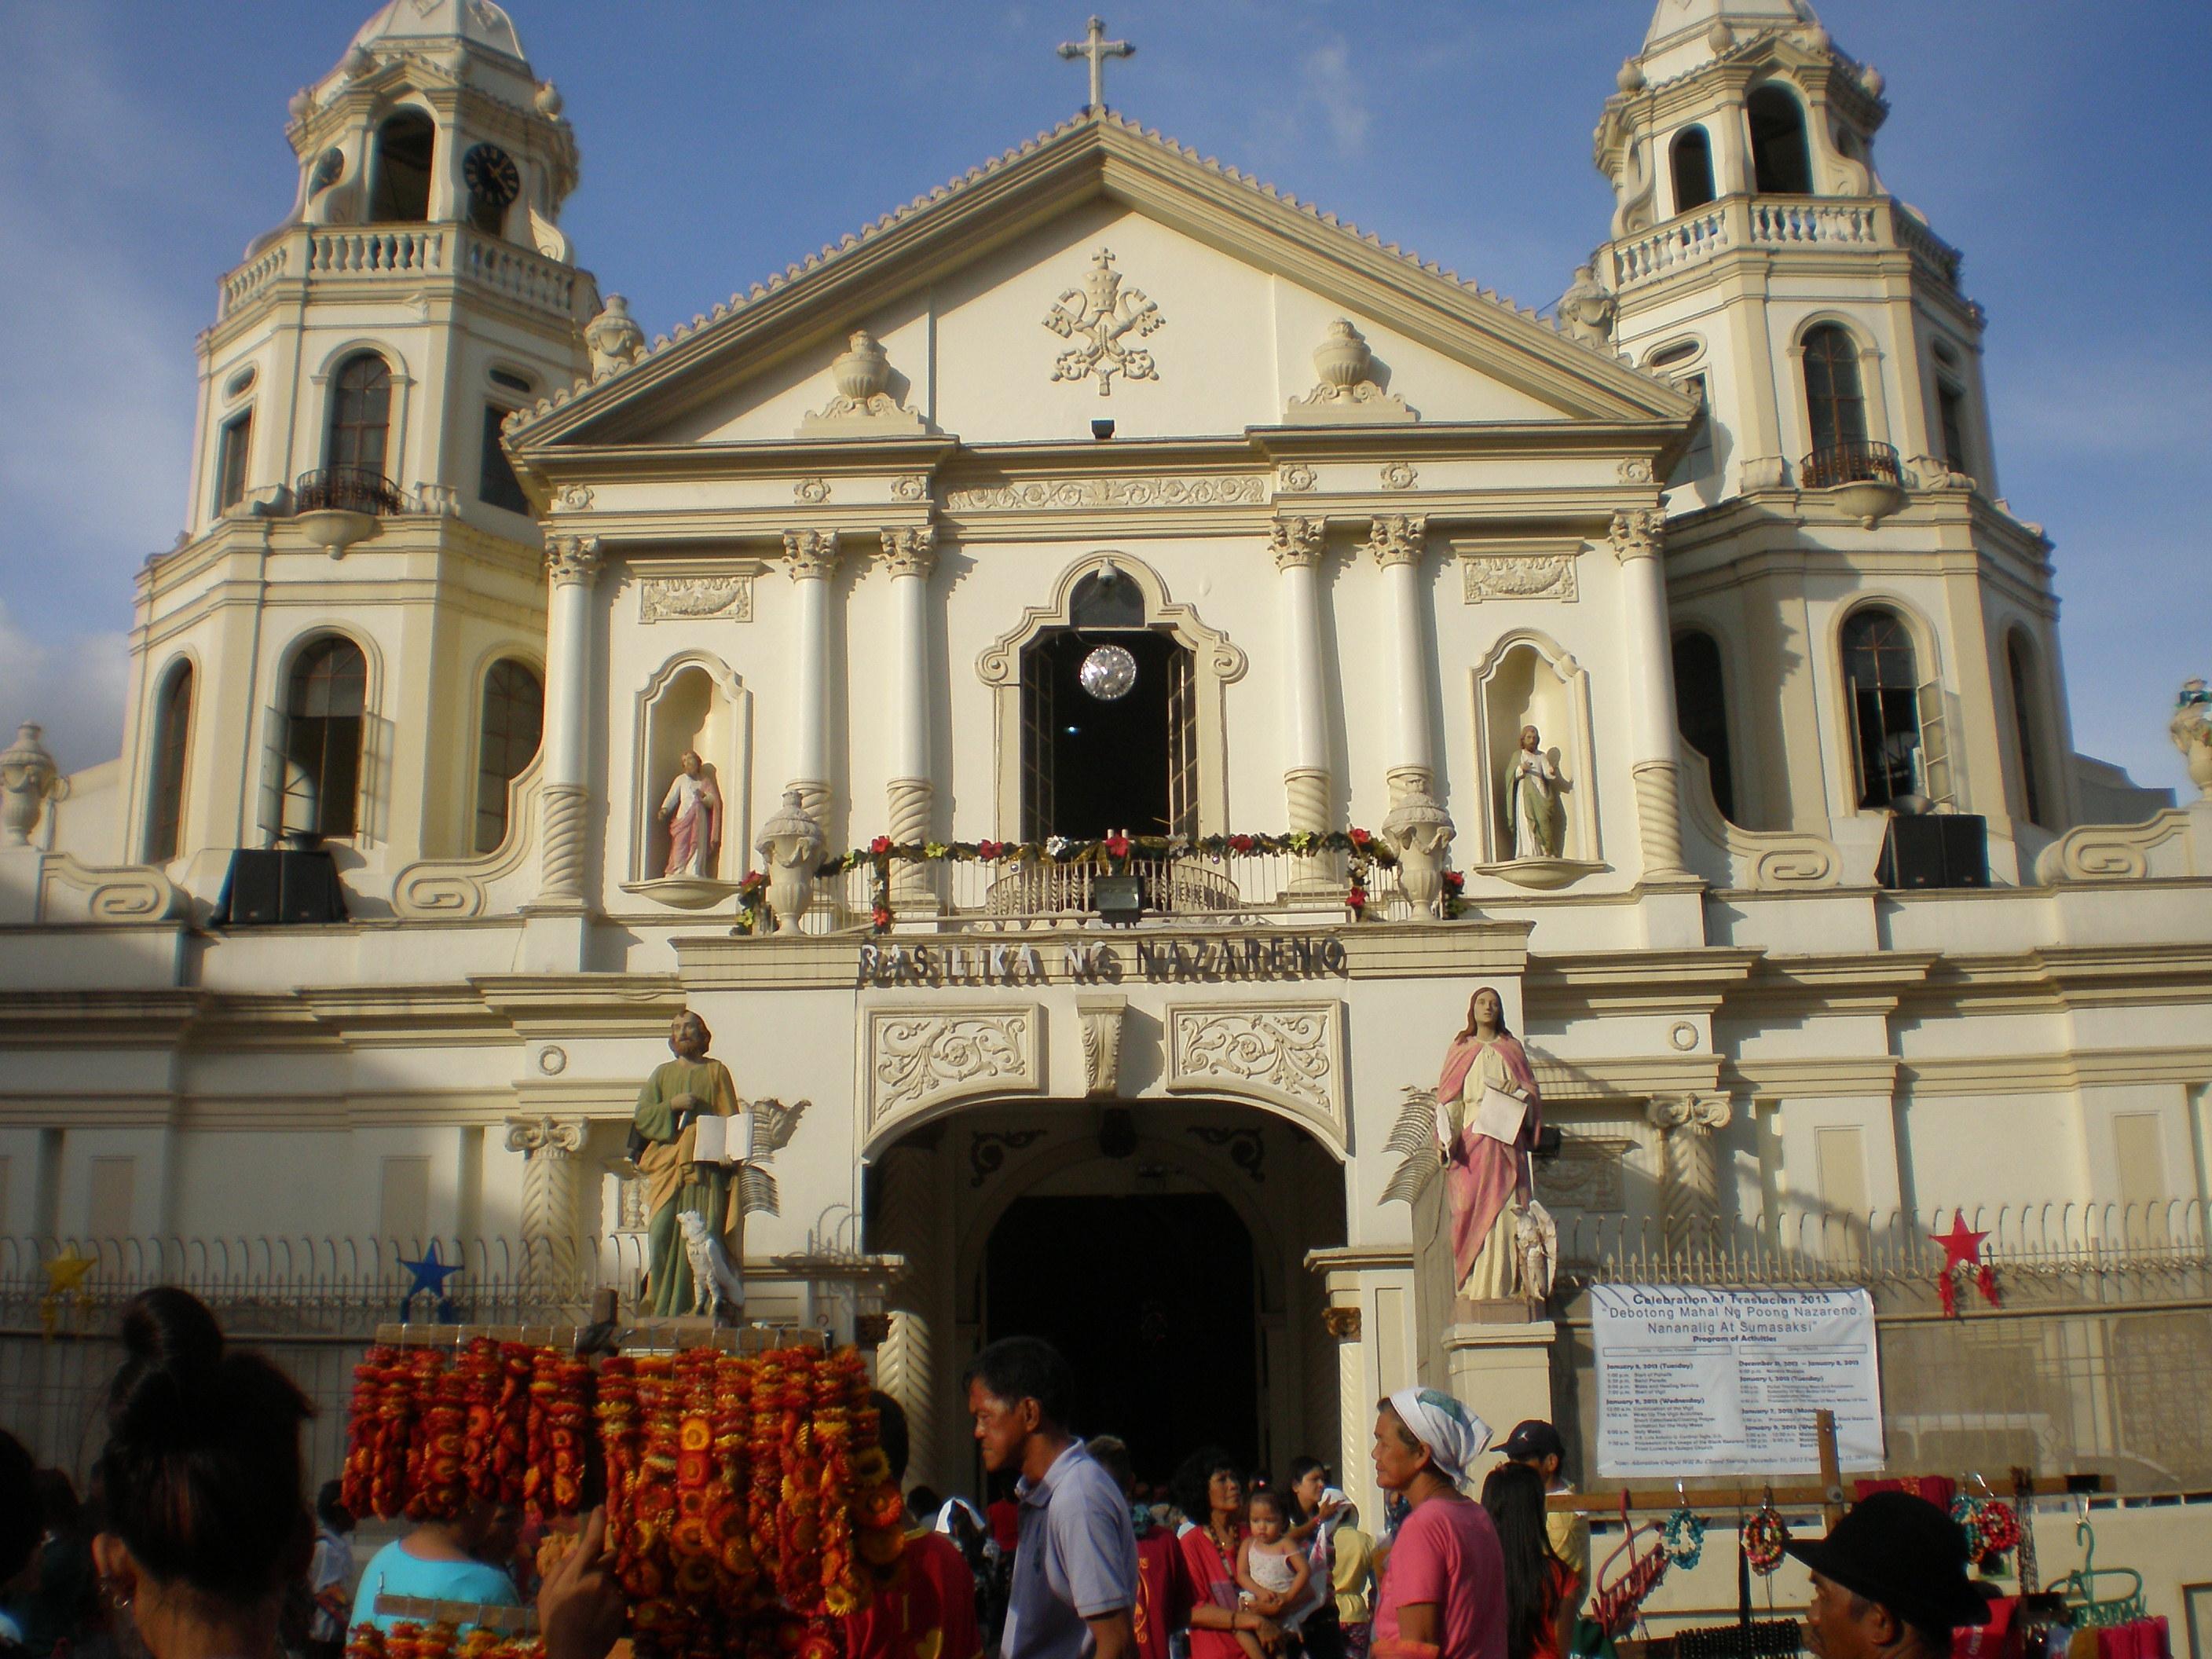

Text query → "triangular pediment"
[509,112,1692,455]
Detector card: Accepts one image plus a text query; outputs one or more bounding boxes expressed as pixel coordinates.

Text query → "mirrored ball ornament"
[1079,643,1139,701]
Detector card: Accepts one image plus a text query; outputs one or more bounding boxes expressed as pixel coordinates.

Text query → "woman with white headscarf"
[1368,1390,1507,1659]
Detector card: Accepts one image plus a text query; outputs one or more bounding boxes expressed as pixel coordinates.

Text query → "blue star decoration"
[397,1242,464,1323]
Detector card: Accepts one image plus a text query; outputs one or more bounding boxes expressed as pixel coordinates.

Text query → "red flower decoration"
[1348,885,1368,910]
[868,836,892,857]
[1229,834,1254,855]
[1104,833,1132,860]
[1443,870,1465,892]
[870,906,892,931]
[1350,827,1372,848]
[977,840,1002,860]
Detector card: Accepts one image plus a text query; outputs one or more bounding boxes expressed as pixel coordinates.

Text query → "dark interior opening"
[1024,628,1182,840]
[368,112,436,222]
[1749,86,1813,195]
[985,1191,1258,1485]
[1671,126,1716,212]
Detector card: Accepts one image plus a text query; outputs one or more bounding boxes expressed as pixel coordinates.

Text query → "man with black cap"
[1791,1492,1990,1659]
[1497,1422,1585,1595]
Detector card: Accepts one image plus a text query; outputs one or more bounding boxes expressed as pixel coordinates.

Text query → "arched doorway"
[868,1099,1346,1497]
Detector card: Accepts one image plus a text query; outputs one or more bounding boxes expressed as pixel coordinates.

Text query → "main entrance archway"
[867,1098,1346,1496]
[986,1189,1257,1479]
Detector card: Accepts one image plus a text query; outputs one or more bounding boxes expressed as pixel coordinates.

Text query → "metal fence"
[1549,1203,2212,1496]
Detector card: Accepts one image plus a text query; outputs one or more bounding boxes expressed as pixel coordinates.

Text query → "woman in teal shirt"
[350,1501,521,1633]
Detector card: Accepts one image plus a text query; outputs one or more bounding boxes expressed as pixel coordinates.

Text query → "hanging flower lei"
[458,1339,503,1506]
[1661,1505,1706,1569]
[813,1349,862,1616]
[346,1624,543,1659]
[1742,1503,1791,1576]
[340,1345,397,1518]
[1950,1496,2020,1569]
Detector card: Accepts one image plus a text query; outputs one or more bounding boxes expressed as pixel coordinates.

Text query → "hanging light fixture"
[1079,643,1138,701]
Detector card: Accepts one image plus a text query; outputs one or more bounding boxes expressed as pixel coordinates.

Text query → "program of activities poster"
[1591,1284,1886,1478]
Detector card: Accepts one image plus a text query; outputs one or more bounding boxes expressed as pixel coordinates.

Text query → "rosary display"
[340,1337,904,1659]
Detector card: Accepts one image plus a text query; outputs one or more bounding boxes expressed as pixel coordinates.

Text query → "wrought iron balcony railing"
[1800,438,1903,491]
[293,466,406,517]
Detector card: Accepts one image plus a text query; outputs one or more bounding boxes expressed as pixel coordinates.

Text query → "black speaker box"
[1884,814,1988,890]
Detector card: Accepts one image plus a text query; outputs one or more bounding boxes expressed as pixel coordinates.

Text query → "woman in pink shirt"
[1368,1390,1507,1659]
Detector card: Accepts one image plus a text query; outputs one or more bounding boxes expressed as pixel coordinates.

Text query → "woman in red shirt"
[1170,1448,1276,1659]
[1478,1465,1577,1659]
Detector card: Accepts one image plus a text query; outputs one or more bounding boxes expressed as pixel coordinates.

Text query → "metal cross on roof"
[1058,15,1133,114]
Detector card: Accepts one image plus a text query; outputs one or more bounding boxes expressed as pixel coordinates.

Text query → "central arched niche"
[1468,629,1604,885]
[627,653,750,901]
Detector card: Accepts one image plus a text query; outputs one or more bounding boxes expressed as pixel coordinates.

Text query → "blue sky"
[2,2,2207,794]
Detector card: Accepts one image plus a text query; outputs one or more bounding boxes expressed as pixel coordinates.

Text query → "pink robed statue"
[660,749,721,879]
[1435,985,1544,1300]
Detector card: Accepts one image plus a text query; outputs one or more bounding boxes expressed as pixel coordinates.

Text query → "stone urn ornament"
[755,789,824,936]
[1382,787,1456,918]
[2174,678,2212,800]
[1312,319,1375,397]
[830,331,892,409]
[0,723,65,847]
[584,295,646,377]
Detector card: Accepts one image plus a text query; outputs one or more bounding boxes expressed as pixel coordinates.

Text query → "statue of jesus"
[1435,986,1544,1302]
[632,1010,746,1317]
[660,750,721,879]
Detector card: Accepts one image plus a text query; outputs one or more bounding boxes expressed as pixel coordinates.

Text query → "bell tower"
[119,0,599,903]
[1567,0,2083,875]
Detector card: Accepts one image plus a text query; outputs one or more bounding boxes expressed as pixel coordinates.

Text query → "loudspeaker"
[217,848,349,925]
[1883,814,1988,890]
[225,850,285,925]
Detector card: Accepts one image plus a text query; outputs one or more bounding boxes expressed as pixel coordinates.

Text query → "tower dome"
[349,0,526,64]
[1641,0,1817,79]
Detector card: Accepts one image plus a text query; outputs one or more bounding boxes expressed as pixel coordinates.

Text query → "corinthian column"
[1368,515,1454,914]
[537,537,602,908]
[1610,509,1691,881]
[881,527,938,904]
[505,1114,589,1305]
[1272,517,1331,836]
[782,529,841,833]
[1646,1093,1734,1257]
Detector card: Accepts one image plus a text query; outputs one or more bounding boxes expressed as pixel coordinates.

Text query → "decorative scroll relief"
[2034,808,2199,884]
[1043,247,1164,394]
[1460,545,1580,604]
[865,1005,1044,1138]
[1536,1134,1633,1212]
[944,475,1265,512]
[38,853,183,922]
[639,575,754,624]
[1165,1000,1346,1154]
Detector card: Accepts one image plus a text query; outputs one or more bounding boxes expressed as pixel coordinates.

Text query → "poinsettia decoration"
[1932,1211,2001,1317]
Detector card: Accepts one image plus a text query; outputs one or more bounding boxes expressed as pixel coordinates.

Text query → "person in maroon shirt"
[844,1393,980,1659]
[1086,1438,1186,1659]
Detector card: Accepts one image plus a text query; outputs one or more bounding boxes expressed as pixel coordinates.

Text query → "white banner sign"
[1591,1284,1885,1478]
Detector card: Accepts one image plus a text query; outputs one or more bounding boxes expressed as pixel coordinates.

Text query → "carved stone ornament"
[945,475,1262,512]
[0,723,65,847]
[1286,319,1415,424]
[1382,787,1456,917]
[1365,515,1427,569]
[1534,1135,1632,1211]
[555,484,595,511]
[782,529,840,580]
[584,294,646,377]
[969,1128,1049,1188]
[800,331,926,434]
[1077,996,1126,1097]
[1617,458,1654,485]
[1165,1001,1346,1152]
[1556,262,1616,346]
[892,474,928,502]
[794,477,831,504]
[2171,678,2212,801]
[1188,1124,1265,1182]
[1269,517,1325,572]
[1043,247,1165,395]
[543,535,602,586]
[1278,463,1318,493]
[754,789,824,935]
[866,1006,1045,1137]
[1460,548,1580,604]
[880,526,937,580]
[1606,507,1664,563]
[1381,460,1419,491]
[1320,1304,1363,1341]
[639,575,753,624]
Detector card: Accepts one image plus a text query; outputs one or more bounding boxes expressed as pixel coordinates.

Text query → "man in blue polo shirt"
[963,1337,1137,1659]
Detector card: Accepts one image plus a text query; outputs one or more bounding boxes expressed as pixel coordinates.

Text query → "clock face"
[463,144,520,209]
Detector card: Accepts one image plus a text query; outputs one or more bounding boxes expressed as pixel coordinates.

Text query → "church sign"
[857,933,1350,987]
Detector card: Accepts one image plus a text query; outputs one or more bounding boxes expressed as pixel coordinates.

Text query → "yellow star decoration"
[40,1249,96,1339]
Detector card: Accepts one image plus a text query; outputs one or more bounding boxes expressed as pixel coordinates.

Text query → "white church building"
[6,0,2212,1588]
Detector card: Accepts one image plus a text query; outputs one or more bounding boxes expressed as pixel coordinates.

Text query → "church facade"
[5,0,2212,1530]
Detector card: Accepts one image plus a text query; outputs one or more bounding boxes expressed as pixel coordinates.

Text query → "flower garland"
[1661,1505,1706,1569]
[731,828,1476,934]
[346,1624,541,1659]
[1741,1503,1791,1576]
[1950,1496,2020,1570]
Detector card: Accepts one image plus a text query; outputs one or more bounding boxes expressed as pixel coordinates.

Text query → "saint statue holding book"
[631,1010,748,1317]
[1434,985,1543,1301]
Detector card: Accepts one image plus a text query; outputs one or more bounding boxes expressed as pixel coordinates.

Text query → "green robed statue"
[632,1010,746,1317]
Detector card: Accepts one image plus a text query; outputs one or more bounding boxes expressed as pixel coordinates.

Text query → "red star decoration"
[1934,1212,1988,1270]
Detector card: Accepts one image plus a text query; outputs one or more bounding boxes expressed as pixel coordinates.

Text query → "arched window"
[474,657,544,851]
[145,661,194,862]
[2007,631,2047,827]
[1840,608,1923,809]
[1801,324,1868,462]
[1672,632,1735,822]
[327,353,392,479]
[1748,85,1813,194]
[284,636,368,839]
[1671,126,1716,213]
[367,111,435,222]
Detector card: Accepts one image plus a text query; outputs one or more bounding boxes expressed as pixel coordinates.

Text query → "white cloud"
[0,602,130,777]
[1301,38,1371,155]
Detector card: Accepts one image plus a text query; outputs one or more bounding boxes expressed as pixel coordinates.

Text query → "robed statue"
[628,1011,811,1319]
[1434,986,1544,1301]
[660,750,721,879]
[1507,725,1566,860]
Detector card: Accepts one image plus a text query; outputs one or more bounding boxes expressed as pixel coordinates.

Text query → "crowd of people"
[0,1297,1995,1659]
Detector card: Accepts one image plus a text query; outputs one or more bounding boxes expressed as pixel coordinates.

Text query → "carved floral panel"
[865,1005,1044,1137]
[1535,1134,1632,1211]
[639,576,754,624]
[1165,1000,1346,1152]
[1459,549,1580,604]
[944,475,1265,512]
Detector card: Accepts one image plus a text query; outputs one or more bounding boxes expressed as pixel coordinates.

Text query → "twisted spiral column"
[1610,510,1693,881]
[536,537,602,910]
[1646,1094,1734,1258]
[1632,761,1688,882]
[872,1143,940,1486]
[539,786,590,904]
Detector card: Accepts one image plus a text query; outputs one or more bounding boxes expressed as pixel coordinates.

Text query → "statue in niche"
[1507,724,1566,859]
[1434,987,1546,1302]
[660,749,721,878]
[631,1011,745,1317]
